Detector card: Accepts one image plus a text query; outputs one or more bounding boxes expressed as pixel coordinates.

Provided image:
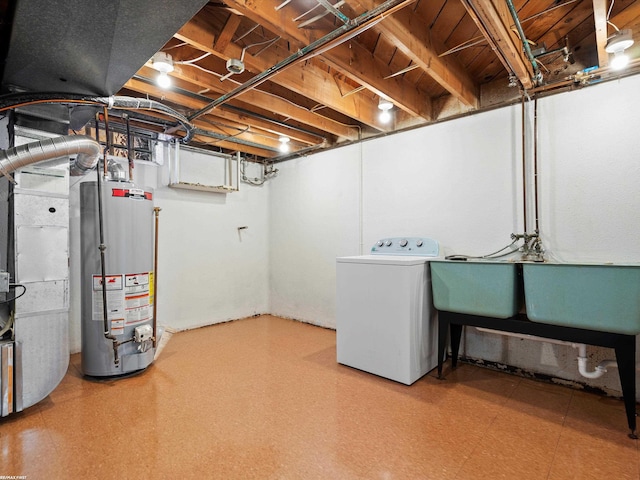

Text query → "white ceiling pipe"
[0,135,100,177]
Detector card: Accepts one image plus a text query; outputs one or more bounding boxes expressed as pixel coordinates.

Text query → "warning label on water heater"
[92,274,125,335]
[92,273,152,335]
[124,273,151,326]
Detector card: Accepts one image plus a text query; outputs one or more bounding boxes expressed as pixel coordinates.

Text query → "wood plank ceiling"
[85,1,640,160]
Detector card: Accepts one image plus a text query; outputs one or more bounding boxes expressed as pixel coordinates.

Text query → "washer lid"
[337,255,432,266]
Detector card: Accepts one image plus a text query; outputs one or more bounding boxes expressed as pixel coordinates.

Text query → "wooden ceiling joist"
[352,0,479,108]
[462,0,535,90]
[175,21,386,133]
[175,16,388,133]
[118,0,640,161]
[593,0,610,67]
[148,58,355,141]
[214,13,243,53]
[219,0,433,122]
[123,77,311,156]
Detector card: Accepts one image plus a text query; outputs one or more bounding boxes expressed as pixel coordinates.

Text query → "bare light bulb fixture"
[378,97,393,123]
[605,29,634,70]
[279,136,290,153]
[151,52,174,88]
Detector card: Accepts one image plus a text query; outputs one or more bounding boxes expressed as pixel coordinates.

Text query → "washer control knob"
[416,240,423,247]
[399,239,408,247]
[385,240,392,247]
[377,240,384,247]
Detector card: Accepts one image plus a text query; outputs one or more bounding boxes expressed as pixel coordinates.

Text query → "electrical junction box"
[0,272,9,293]
[134,324,153,343]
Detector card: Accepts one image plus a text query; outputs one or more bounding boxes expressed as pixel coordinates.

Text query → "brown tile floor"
[1,315,639,479]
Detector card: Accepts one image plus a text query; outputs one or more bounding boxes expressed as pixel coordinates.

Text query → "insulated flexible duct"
[0,135,100,177]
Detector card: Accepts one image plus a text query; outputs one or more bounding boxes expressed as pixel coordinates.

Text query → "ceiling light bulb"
[605,29,634,70]
[278,136,290,153]
[605,29,634,54]
[156,72,172,89]
[610,51,630,70]
[151,52,174,73]
[378,97,393,111]
[379,110,392,123]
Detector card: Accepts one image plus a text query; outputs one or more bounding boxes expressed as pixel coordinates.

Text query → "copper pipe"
[102,107,111,176]
[521,94,527,233]
[125,114,134,182]
[152,206,161,349]
[533,97,540,233]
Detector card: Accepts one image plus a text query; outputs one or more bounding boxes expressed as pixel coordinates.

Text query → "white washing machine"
[336,237,439,385]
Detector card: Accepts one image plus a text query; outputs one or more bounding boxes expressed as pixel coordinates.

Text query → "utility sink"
[430,259,522,319]
[523,263,640,335]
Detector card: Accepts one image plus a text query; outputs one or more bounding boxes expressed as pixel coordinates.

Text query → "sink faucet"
[511,231,545,262]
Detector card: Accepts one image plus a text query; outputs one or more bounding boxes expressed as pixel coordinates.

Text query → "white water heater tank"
[80,180,155,376]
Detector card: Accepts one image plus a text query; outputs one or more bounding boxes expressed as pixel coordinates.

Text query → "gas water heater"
[80,177,156,376]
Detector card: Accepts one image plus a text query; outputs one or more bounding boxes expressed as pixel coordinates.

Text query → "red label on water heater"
[112,188,153,200]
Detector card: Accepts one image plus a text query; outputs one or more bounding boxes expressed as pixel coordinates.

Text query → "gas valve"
[134,324,154,353]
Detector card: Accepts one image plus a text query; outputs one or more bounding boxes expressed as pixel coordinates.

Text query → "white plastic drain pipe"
[576,343,617,379]
[475,327,618,379]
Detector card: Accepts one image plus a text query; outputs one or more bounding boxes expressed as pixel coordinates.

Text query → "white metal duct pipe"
[0,135,100,177]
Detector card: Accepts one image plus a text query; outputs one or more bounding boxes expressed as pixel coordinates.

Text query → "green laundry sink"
[523,263,640,335]
[430,259,522,319]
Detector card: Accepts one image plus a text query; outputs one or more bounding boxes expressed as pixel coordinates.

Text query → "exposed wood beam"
[214,14,242,54]
[175,17,389,132]
[111,101,278,157]
[124,78,298,157]
[217,0,433,121]
[593,0,609,67]
[351,0,478,108]
[192,118,281,150]
[205,104,331,148]
[175,14,217,53]
[462,0,534,89]
[139,63,352,141]
[191,133,277,158]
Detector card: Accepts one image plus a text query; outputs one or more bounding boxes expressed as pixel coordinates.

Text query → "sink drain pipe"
[475,328,619,379]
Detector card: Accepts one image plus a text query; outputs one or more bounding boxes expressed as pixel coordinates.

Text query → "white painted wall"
[537,77,640,262]
[270,107,523,327]
[269,145,362,327]
[269,74,640,396]
[68,150,269,353]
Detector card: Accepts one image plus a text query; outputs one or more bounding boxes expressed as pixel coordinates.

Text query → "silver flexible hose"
[0,135,100,177]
